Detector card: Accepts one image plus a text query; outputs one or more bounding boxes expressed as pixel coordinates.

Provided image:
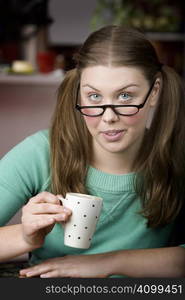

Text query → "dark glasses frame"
[75,80,156,117]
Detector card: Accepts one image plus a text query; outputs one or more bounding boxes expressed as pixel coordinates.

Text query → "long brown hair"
[50,25,185,227]
[50,68,91,196]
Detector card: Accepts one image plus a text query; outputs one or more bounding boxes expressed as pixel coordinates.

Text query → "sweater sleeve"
[0,130,50,225]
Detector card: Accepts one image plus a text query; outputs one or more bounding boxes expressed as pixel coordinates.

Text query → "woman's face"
[80,65,160,161]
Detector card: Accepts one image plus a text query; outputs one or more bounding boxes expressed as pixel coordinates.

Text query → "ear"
[149,78,161,107]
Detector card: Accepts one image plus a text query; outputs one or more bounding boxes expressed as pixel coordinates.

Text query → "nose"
[102,107,119,123]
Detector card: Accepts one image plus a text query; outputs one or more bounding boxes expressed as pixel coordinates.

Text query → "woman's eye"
[88,94,101,101]
[119,92,131,101]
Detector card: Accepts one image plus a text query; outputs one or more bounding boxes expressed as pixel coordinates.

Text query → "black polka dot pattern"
[65,197,102,247]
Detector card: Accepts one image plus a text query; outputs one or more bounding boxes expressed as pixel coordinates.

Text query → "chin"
[101,143,128,154]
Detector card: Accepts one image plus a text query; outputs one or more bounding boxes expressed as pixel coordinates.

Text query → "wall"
[0,77,61,158]
[48,0,98,45]
[0,76,62,260]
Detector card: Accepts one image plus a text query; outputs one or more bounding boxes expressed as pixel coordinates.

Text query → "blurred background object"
[47,0,98,71]
[0,0,183,75]
[0,0,54,71]
[37,51,55,73]
[0,0,184,160]
[0,0,98,72]
[90,0,185,77]
[91,0,184,33]
[11,60,34,74]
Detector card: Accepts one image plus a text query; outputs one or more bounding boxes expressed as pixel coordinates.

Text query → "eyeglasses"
[75,80,155,117]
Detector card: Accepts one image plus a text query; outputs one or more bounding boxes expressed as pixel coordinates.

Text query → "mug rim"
[66,193,102,201]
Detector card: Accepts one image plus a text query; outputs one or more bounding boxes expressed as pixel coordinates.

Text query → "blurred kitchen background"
[0,0,184,263]
[0,0,184,159]
[0,0,98,159]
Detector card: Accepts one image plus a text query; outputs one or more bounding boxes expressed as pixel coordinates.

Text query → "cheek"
[123,109,149,127]
[83,116,100,132]
[123,114,142,126]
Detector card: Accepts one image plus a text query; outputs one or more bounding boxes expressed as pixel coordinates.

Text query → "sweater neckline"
[86,166,136,192]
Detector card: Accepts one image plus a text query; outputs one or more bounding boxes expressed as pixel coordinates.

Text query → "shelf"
[0,71,64,86]
[146,32,185,42]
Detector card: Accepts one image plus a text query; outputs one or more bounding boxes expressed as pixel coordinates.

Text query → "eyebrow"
[82,83,140,92]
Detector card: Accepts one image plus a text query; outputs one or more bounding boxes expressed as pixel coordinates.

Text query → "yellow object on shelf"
[11,60,35,74]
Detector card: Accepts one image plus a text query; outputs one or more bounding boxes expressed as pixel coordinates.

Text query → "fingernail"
[26,272,34,277]
[40,274,48,278]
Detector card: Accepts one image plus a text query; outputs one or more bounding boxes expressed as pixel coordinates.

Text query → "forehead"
[80,65,147,89]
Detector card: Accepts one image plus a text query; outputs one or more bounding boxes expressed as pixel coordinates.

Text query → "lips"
[101,129,125,135]
[100,129,126,141]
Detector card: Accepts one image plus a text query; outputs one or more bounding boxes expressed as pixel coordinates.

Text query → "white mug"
[58,193,103,249]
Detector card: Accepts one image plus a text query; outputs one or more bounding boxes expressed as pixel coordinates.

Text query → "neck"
[92,144,135,175]
[91,131,145,175]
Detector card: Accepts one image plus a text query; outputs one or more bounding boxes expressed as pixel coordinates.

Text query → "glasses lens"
[80,107,103,116]
[115,106,139,115]
[79,105,139,116]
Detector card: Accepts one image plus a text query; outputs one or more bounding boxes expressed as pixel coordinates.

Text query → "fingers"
[40,271,58,278]
[29,191,61,204]
[22,209,70,230]
[25,202,71,215]
[20,270,59,278]
[27,216,55,230]
[22,191,72,219]
[20,260,55,278]
[21,192,72,242]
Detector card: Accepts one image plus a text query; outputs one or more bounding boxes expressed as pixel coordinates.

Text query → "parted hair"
[50,25,185,228]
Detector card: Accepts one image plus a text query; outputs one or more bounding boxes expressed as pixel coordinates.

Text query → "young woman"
[0,25,185,278]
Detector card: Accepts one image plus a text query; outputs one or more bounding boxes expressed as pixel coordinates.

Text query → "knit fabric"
[0,130,184,268]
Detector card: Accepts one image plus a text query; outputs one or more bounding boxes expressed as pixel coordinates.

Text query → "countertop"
[0,70,64,86]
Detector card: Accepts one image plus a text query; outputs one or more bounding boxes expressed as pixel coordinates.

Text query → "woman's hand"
[19,253,112,278]
[21,191,71,249]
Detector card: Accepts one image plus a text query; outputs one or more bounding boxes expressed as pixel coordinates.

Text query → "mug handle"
[57,195,67,206]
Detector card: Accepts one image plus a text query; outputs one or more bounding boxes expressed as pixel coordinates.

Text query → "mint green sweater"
[0,130,184,266]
